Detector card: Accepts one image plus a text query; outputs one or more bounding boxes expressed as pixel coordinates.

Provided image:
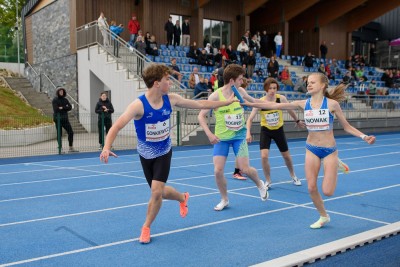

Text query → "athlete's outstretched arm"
[332,100,376,144]
[169,93,236,109]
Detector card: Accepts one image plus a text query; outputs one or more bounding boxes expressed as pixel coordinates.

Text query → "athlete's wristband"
[296,120,300,123]
[360,134,367,140]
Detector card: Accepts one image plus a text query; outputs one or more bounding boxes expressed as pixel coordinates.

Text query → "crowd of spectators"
[97,12,400,105]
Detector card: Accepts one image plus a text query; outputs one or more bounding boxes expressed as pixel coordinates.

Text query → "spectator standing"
[249,34,259,52]
[241,31,250,47]
[98,12,110,47]
[52,87,78,153]
[95,92,114,150]
[164,17,174,46]
[173,20,181,47]
[320,41,328,62]
[274,31,283,58]
[134,36,146,75]
[182,18,190,47]
[128,14,140,46]
[369,44,377,66]
[110,21,124,58]
[260,30,269,57]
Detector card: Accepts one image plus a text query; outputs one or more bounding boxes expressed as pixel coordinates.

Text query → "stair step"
[4,77,88,133]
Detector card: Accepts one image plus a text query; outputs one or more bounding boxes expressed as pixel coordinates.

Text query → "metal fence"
[0,109,204,158]
[1,101,400,158]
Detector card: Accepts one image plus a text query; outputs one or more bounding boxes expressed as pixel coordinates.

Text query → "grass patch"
[0,86,53,129]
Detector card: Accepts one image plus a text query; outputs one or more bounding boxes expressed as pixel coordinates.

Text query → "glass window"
[203,19,231,50]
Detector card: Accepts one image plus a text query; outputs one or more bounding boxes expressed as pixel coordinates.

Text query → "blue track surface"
[0,133,399,266]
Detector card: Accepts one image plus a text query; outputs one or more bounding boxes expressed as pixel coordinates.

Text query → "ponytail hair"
[310,72,348,103]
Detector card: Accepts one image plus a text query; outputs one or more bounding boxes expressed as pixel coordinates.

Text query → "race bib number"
[224,114,243,131]
[304,109,329,131]
[265,112,279,126]
[145,119,170,142]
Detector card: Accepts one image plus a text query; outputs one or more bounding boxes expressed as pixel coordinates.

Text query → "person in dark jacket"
[95,92,114,149]
[173,20,181,47]
[164,17,174,46]
[52,87,78,152]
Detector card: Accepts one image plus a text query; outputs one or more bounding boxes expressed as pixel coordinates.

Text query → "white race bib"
[145,119,170,142]
[224,114,243,131]
[304,109,330,131]
[265,112,280,126]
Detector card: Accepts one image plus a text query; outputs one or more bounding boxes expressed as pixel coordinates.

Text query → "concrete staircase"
[3,77,87,133]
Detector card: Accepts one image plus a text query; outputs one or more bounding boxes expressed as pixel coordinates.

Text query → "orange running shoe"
[180,192,189,218]
[139,226,151,244]
[233,172,247,180]
[338,158,350,174]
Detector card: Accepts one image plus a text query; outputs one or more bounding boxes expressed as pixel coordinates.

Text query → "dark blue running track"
[0,133,399,266]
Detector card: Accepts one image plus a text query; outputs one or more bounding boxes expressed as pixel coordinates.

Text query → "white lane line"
[0,192,218,228]
[0,205,301,267]
[2,149,400,187]
[2,178,398,228]
[1,161,400,203]
[3,189,399,267]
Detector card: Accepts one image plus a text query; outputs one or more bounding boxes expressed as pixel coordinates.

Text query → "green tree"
[0,0,27,62]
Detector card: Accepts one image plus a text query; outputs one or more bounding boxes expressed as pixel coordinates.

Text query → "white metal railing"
[76,21,197,143]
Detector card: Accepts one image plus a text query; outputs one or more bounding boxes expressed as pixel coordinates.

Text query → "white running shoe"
[258,181,269,201]
[292,176,302,186]
[310,215,330,229]
[214,199,229,211]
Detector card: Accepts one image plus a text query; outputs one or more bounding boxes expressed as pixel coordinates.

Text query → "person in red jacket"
[128,13,140,46]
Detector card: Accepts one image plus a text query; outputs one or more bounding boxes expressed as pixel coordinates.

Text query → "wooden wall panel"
[25,15,33,64]
[289,29,319,59]
[69,0,76,53]
[319,17,348,60]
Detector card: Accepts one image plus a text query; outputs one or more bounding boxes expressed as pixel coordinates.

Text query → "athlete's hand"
[207,133,220,145]
[226,93,238,105]
[240,99,254,107]
[364,135,376,145]
[246,132,252,143]
[295,120,306,128]
[100,149,118,163]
